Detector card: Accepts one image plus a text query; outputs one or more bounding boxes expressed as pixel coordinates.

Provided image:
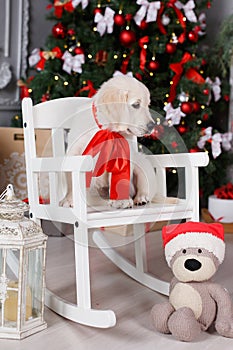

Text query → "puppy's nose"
[184,259,202,271]
[146,121,156,133]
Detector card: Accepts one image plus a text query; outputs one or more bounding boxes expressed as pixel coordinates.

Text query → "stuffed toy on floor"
[151,221,233,342]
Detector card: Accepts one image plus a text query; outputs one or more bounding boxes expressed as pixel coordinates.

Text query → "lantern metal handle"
[0,184,15,201]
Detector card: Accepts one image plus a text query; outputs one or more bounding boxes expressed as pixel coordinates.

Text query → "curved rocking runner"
[92,231,170,296]
[45,289,116,328]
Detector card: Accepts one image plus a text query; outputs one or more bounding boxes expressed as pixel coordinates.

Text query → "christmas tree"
[19,0,232,203]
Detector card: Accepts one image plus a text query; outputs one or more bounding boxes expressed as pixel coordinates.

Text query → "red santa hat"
[162,221,225,267]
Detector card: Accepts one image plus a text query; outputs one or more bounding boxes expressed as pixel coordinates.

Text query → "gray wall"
[0,0,232,126]
[29,0,53,53]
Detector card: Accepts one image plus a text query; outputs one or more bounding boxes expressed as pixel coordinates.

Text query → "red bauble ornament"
[93,7,102,15]
[139,20,148,30]
[203,88,209,95]
[119,29,136,47]
[201,58,207,66]
[125,14,133,22]
[206,1,211,8]
[149,125,164,140]
[114,14,125,26]
[52,23,67,39]
[177,124,188,134]
[224,94,230,102]
[67,28,75,36]
[188,31,198,42]
[192,101,200,113]
[165,42,176,54]
[180,102,193,114]
[171,141,178,149]
[74,46,84,55]
[203,113,209,121]
[147,60,159,71]
[41,92,50,103]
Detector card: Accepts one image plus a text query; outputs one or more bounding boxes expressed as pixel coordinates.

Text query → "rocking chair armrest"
[30,155,93,173]
[146,152,209,169]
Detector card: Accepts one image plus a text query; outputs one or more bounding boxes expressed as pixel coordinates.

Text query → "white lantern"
[0,185,47,339]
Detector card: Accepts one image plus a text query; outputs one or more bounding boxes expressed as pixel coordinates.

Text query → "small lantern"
[0,185,47,339]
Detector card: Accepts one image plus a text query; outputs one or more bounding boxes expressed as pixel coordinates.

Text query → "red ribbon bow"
[185,67,205,84]
[139,36,149,72]
[214,183,233,200]
[75,80,97,98]
[121,49,134,74]
[82,130,131,200]
[47,1,74,18]
[36,47,63,71]
[168,52,192,102]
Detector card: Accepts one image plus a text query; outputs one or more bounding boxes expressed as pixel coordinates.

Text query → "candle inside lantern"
[4,281,32,322]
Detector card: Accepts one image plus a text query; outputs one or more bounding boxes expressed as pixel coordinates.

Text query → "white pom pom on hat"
[162,221,225,267]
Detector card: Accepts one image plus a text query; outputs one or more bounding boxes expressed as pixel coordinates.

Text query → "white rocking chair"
[22,96,209,328]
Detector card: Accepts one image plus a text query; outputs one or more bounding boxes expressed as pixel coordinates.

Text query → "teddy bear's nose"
[184,258,202,271]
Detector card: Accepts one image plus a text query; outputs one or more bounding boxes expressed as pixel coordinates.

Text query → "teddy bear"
[151,221,233,342]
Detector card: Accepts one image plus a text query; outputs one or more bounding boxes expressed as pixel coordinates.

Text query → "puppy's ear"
[119,89,129,103]
[95,86,128,105]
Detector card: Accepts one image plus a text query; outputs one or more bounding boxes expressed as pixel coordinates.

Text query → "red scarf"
[82,105,130,200]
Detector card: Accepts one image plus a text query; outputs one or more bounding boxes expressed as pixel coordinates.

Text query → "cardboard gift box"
[101,221,168,236]
[0,127,51,200]
[208,195,233,223]
[0,127,66,236]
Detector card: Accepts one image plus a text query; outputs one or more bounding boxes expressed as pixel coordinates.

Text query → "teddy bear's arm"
[208,283,233,337]
[169,277,178,292]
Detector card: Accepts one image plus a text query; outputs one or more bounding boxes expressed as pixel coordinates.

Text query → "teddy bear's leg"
[167,307,202,342]
[151,302,175,334]
[215,319,233,338]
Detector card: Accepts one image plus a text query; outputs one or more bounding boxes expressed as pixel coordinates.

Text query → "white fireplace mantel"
[0,0,29,110]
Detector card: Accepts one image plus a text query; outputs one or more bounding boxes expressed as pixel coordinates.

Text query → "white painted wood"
[22,96,209,329]
[72,171,91,309]
[133,223,148,273]
[45,289,116,328]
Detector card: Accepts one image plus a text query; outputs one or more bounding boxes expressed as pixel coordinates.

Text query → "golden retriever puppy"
[60,75,157,209]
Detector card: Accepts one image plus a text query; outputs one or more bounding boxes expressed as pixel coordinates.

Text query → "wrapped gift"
[208,183,233,224]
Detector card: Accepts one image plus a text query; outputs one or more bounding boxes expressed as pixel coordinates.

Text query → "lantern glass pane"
[23,247,44,325]
[0,248,20,329]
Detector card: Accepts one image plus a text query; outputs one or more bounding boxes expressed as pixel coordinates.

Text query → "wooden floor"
[2,228,233,349]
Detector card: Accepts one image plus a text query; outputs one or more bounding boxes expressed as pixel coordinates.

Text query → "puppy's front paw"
[134,193,149,206]
[109,198,133,209]
[59,194,73,207]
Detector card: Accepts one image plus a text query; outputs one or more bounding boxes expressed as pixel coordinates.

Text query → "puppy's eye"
[182,249,186,254]
[131,101,140,109]
[198,249,202,254]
